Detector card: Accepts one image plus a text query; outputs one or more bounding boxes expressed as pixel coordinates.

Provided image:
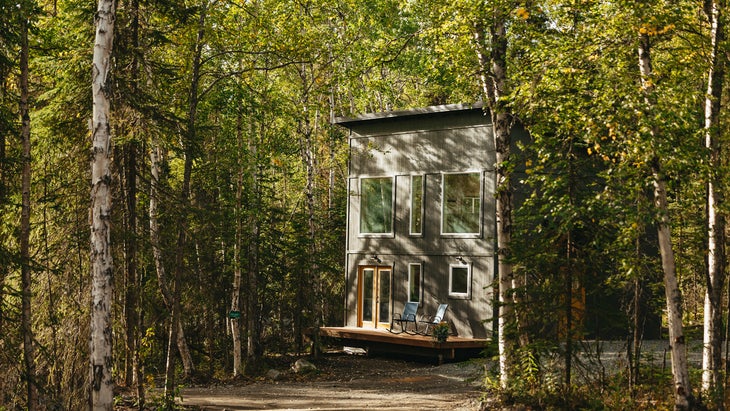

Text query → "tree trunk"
[173,163,195,381]
[150,0,209,383]
[122,0,142,401]
[19,7,37,408]
[565,147,575,389]
[299,96,321,358]
[245,117,262,372]
[149,135,171,398]
[149,135,195,390]
[169,0,210,379]
[475,7,517,388]
[90,0,116,408]
[122,141,139,390]
[231,110,243,377]
[630,226,644,393]
[655,174,693,410]
[638,32,693,410]
[702,1,726,407]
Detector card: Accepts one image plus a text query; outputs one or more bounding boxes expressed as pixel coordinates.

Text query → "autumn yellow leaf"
[515,7,530,20]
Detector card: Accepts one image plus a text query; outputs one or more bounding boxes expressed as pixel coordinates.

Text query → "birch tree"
[701,2,726,408]
[473,1,518,387]
[409,0,521,388]
[89,0,116,408]
[637,19,694,411]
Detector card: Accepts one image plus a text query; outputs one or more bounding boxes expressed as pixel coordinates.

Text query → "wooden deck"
[318,326,489,363]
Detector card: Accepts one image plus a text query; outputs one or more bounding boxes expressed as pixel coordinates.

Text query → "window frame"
[409,175,424,236]
[407,263,423,304]
[448,263,471,299]
[440,171,483,237]
[358,176,395,237]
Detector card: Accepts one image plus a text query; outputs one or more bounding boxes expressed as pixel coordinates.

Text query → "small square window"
[449,264,471,299]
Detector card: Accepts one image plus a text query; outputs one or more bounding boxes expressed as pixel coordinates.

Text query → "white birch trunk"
[655,177,693,409]
[475,9,517,388]
[702,1,726,406]
[638,33,693,410]
[90,0,116,408]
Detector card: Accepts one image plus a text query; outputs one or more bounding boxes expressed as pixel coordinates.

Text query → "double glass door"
[358,266,391,329]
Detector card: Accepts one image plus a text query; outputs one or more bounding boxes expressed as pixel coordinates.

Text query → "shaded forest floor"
[173,351,485,410]
[114,340,703,410]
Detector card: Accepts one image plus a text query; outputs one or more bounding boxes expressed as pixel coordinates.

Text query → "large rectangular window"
[408,263,422,303]
[449,264,471,299]
[410,175,424,235]
[360,177,394,234]
[442,172,481,235]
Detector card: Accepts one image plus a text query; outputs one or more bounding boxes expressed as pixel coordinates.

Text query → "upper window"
[410,175,424,235]
[442,172,482,235]
[408,263,422,303]
[449,264,471,299]
[360,177,394,234]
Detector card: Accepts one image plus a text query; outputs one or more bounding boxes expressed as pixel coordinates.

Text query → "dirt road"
[178,352,486,410]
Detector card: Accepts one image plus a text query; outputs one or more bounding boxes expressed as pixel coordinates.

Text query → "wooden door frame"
[356,265,392,329]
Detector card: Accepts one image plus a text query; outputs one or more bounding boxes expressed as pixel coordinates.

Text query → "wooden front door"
[358,266,391,329]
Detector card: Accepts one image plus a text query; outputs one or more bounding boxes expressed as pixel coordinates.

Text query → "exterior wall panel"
[350,126,495,176]
[338,104,497,339]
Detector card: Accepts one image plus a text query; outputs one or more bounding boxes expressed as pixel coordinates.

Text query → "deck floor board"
[319,326,489,362]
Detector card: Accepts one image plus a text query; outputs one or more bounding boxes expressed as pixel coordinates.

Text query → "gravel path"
[178,353,485,410]
[173,340,707,410]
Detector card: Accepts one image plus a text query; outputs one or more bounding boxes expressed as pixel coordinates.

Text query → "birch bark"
[90,0,116,408]
[638,32,693,411]
[701,1,726,407]
[475,6,516,388]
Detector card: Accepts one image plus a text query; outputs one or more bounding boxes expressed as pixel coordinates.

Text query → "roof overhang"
[333,102,486,129]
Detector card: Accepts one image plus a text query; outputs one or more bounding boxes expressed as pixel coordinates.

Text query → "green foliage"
[0,0,726,407]
[432,321,450,342]
[484,344,678,410]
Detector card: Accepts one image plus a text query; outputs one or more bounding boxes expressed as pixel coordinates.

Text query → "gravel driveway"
[178,352,486,410]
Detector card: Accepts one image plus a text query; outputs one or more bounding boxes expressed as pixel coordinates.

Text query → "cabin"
[333,102,506,341]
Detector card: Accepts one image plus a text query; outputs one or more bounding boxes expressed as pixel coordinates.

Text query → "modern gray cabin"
[334,103,501,340]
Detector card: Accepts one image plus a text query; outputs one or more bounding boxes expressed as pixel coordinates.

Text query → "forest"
[1,0,729,409]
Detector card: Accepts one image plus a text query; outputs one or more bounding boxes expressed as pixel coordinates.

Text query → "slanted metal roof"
[333,102,485,128]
